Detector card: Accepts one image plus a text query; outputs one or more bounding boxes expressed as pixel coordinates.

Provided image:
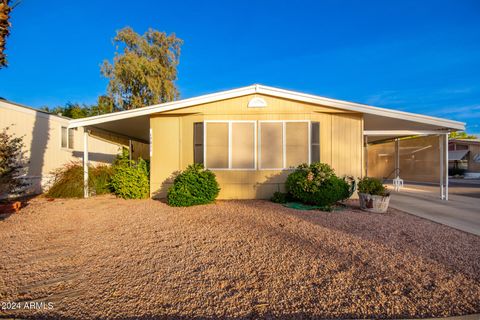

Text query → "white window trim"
[258,120,311,170]
[204,120,257,171]
[60,125,74,150]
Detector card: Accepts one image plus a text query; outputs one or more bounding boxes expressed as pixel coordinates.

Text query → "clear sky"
[1,0,479,132]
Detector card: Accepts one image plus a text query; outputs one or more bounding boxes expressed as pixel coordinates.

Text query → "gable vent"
[248,97,267,108]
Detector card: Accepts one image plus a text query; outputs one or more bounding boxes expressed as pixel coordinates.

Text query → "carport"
[363,110,464,200]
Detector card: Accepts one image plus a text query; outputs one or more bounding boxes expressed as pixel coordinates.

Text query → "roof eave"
[68,84,466,131]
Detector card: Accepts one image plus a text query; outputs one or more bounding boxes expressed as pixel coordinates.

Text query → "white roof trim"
[364,130,450,136]
[69,84,465,130]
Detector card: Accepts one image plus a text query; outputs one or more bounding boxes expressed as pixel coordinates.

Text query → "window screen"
[231,122,255,169]
[286,122,309,168]
[193,122,204,165]
[61,126,68,148]
[311,122,320,163]
[206,122,228,168]
[260,122,283,169]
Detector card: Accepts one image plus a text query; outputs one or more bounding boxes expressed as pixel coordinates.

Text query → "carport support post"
[445,133,449,201]
[439,134,444,200]
[365,136,368,177]
[395,138,399,177]
[83,128,89,198]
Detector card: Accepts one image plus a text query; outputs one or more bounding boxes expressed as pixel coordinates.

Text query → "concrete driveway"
[388,181,480,236]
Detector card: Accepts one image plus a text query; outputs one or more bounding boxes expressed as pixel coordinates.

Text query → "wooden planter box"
[0,201,22,214]
[359,193,390,213]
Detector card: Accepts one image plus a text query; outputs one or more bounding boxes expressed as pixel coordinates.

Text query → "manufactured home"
[69,85,464,200]
[0,99,147,194]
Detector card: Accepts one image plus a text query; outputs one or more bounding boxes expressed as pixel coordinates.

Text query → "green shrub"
[271,191,288,204]
[110,153,150,199]
[47,162,113,198]
[0,127,29,196]
[357,177,389,196]
[167,164,220,207]
[90,165,113,195]
[285,162,351,207]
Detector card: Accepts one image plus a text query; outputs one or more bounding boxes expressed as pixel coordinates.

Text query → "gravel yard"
[0,196,479,319]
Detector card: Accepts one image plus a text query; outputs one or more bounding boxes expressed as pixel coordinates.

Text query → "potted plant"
[357,177,390,213]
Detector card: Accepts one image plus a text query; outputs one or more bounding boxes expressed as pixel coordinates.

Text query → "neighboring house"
[448,139,480,172]
[69,84,464,199]
[0,99,146,194]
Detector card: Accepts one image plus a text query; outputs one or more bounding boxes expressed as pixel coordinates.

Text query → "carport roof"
[68,84,465,142]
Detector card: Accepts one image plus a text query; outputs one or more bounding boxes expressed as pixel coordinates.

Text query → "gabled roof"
[69,84,465,130]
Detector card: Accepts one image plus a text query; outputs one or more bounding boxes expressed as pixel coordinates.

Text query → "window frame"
[258,120,311,170]
[310,121,320,163]
[204,120,257,171]
[60,125,75,150]
[193,122,204,165]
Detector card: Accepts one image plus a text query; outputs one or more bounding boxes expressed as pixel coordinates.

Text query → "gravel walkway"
[0,196,479,319]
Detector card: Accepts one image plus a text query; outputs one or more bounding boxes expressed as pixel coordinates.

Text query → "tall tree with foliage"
[101,27,183,110]
[42,95,115,119]
[0,0,16,68]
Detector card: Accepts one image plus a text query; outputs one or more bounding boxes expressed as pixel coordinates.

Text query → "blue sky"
[1,0,479,132]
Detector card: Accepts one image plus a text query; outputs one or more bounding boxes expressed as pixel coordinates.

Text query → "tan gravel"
[0,196,479,319]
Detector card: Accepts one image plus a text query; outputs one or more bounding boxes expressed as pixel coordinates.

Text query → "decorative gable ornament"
[247,97,267,108]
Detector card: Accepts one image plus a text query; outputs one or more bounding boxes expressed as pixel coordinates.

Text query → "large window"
[200,120,318,170]
[259,121,310,169]
[204,121,256,170]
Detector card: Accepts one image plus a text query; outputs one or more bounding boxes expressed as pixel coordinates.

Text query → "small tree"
[101,27,183,110]
[0,0,16,68]
[0,127,28,196]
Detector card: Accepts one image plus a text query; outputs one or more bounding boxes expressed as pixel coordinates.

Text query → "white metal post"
[365,135,368,177]
[83,128,89,198]
[395,138,399,177]
[445,133,449,201]
[439,134,444,200]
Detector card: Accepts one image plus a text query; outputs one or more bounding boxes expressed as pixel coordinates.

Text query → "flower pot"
[0,201,22,214]
[359,193,390,213]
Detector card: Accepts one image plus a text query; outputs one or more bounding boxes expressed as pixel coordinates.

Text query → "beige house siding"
[150,94,363,199]
[0,101,124,194]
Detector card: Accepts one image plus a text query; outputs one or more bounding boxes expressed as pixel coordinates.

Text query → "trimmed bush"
[357,177,389,196]
[167,164,220,207]
[47,162,113,198]
[110,153,150,199]
[286,162,351,207]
